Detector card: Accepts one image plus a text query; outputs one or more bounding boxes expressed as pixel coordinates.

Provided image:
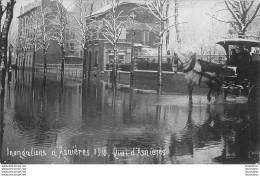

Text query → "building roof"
[17,6,41,18]
[86,0,146,18]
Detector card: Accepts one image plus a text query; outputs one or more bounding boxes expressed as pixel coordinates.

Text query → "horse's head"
[174,52,196,69]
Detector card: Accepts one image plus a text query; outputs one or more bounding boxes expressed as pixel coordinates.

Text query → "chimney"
[20,6,24,15]
[42,0,51,8]
[42,0,51,7]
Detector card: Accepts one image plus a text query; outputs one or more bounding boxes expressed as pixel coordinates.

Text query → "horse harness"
[175,53,222,85]
[182,55,196,73]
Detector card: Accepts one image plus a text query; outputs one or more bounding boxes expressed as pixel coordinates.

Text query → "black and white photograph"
[0,0,259,174]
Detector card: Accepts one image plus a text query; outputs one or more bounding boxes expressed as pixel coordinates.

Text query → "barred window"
[70,43,74,54]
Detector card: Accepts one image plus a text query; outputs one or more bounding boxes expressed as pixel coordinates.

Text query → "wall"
[101,70,209,95]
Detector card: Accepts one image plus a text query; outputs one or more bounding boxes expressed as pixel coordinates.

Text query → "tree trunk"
[15,53,18,75]
[43,49,47,75]
[238,31,246,38]
[0,69,5,163]
[130,28,135,88]
[158,38,163,95]
[158,21,163,95]
[113,46,117,88]
[8,49,11,70]
[32,46,36,73]
[0,0,16,69]
[22,51,26,72]
[83,46,88,79]
[0,0,3,30]
[88,49,91,79]
[60,46,65,81]
[174,0,181,52]
[61,57,64,78]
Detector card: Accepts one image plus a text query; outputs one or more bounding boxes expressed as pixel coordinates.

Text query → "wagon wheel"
[248,85,259,104]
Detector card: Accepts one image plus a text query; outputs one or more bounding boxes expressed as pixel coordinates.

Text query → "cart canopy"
[216,38,260,48]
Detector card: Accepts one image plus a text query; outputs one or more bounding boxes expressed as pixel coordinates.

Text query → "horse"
[174,52,235,104]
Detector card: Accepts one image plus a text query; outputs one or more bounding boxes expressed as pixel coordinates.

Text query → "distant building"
[85,1,159,75]
[16,0,82,69]
[64,11,84,64]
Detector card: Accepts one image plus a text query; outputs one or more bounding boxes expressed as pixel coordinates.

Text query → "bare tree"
[206,0,260,37]
[8,28,19,68]
[145,0,176,94]
[30,7,52,75]
[100,0,131,86]
[51,0,68,79]
[70,0,97,79]
[18,31,30,72]
[0,0,16,71]
[174,0,181,52]
[0,1,7,57]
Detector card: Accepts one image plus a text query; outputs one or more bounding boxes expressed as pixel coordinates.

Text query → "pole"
[8,45,12,71]
[130,11,135,88]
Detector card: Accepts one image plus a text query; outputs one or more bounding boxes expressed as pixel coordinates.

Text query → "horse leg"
[213,79,223,99]
[206,81,213,101]
[188,84,193,104]
[207,88,213,102]
[224,90,228,100]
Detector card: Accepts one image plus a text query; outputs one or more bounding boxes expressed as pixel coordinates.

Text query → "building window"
[70,29,75,39]
[70,43,74,54]
[29,55,32,66]
[94,51,98,67]
[90,32,93,40]
[119,55,124,64]
[118,27,126,41]
[96,29,99,40]
[143,31,149,45]
[108,50,114,64]
[89,51,92,66]
[26,55,28,66]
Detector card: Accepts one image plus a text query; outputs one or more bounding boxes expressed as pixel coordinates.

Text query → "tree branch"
[159,22,187,36]
[102,33,114,45]
[205,13,233,23]
[224,0,241,26]
[239,1,245,15]
[145,2,160,20]
[245,1,254,15]
[243,3,260,32]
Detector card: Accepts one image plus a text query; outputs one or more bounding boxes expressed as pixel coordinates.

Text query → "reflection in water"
[0,71,6,163]
[1,71,259,164]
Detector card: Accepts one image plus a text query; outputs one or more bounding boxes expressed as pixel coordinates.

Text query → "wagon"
[216,38,260,103]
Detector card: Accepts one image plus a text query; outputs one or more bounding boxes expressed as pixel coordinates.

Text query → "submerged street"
[0,71,259,164]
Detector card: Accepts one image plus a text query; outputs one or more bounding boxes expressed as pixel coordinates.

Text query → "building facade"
[64,11,84,64]
[16,0,82,69]
[85,1,159,76]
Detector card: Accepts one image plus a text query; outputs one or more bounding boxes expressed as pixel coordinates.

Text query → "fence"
[35,64,82,69]
[118,54,227,71]
[35,64,83,77]
[197,54,226,64]
[34,54,227,75]
[135,54,225,63]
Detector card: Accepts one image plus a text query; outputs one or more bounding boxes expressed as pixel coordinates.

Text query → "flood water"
[0,71,259,164]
